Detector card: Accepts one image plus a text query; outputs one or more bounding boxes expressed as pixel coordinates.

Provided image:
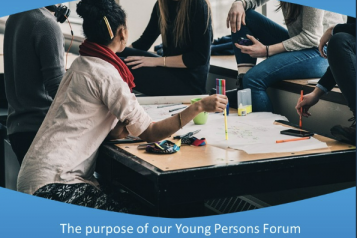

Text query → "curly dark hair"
[77,0,126,45]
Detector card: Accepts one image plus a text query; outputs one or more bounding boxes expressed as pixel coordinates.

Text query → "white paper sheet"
[236,138,328,154]
[141,104,187,122]
[179,113,328,154]
[141,104,329,154]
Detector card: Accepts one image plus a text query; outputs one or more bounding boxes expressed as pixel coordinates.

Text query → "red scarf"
[79,40,135,91]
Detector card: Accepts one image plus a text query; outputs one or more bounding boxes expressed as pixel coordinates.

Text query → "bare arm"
[295,87,325,117]
[235,35,286,58]
[139,94,227,142]
[100,73,227,142]
[125,55,186,69]
[267,43,286,56]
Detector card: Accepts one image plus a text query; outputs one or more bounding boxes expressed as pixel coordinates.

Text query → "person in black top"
[117,0,212,96]
[296,17,356,145]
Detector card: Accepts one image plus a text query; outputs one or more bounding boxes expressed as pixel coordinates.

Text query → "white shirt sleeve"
[99,75,152,137]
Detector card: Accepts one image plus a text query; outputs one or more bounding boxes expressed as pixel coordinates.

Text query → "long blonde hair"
[158,0,211,48]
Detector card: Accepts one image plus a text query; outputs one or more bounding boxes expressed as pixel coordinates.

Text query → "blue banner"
[0,0,355,17]
[0,1,356,238]
[0,0,77,17]
[0,187,355,237]
[283,0,355,17]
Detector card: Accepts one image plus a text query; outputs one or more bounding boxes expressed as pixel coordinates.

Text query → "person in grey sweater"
[226,0,344,112]
[4,7,66,164]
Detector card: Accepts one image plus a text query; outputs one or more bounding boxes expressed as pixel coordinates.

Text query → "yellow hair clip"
[103,16,114,39]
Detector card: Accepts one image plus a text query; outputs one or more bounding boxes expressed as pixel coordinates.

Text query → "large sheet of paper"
[177,112,328,154]
[140,102,328,154]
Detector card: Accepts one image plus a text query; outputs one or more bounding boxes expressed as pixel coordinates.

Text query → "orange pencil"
[299,90,303,129]
[276,137,310,143]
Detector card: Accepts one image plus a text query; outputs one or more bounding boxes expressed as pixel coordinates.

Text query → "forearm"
[165,55,186,68]
[267,43,286,56]
[139,103,202,142]
[154,55,187,68]
[312,86,326,98]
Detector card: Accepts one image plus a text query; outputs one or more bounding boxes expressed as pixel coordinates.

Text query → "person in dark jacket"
[296,17,356,145]
[117,0,212,96]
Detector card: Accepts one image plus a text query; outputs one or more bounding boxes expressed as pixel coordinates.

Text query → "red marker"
[276,137,310,143]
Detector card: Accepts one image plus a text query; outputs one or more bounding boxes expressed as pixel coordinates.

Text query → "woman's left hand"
[318,26,334,58]
[125,56,162,69]
[234,35,266,58]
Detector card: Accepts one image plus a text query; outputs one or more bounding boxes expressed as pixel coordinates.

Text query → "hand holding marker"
[216,79,228,140]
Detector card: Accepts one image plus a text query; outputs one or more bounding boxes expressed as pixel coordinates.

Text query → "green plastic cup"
[191,98,208,125]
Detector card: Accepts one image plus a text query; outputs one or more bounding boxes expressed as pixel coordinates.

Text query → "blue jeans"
[232,10,329,112]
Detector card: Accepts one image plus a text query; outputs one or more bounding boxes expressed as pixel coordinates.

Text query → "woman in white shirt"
[17,0,227,213]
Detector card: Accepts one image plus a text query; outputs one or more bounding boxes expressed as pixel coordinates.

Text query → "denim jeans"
[327,33,356,111]
[231,10,328,112]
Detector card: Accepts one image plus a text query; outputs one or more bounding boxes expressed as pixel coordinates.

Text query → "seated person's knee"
[328,32,352,51]
[242,71,265,90]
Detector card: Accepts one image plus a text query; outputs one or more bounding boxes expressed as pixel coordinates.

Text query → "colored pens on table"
[216,78,229,140]
[276,137,310,143]
[169,106,187,113]
[157,103,182,108]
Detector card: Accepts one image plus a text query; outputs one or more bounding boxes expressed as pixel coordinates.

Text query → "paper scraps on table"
[146,140,181,154]
[181,137,207,146]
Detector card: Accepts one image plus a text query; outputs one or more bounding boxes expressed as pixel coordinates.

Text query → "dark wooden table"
[96,121,356,218]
